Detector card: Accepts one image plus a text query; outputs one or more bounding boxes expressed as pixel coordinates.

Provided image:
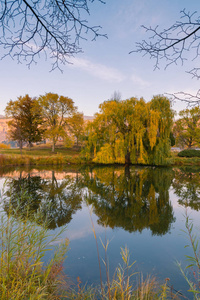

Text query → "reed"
[0,201,69,299]
[83,202,171,300]
[177,210,200,299]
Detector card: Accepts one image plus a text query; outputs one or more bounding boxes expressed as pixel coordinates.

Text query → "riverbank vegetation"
[2,93,200,167]
[2,144,200,167]
[0,207,69,299]
[0,201,199,299]
[0,201,179,299]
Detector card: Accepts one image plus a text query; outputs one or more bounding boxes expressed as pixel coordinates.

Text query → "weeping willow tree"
[84,95,174,165]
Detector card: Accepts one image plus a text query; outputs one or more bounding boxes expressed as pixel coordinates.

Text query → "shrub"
[0,143,10,149]
[178,149,200,157]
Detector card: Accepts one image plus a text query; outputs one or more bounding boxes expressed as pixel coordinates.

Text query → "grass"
[169,151,200,166]
[0,144,81,157]
[0,188,174,300]
[0,204,69,299]
[0,144,83,167]
[1,190,198,299]
[1,144,200,167]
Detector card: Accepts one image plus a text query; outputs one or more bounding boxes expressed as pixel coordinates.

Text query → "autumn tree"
[173,107,200,149]
[38,93,76,152]
[67,112,85,147]
[85,95,174,165]
[6,119,25,153]
[0,0,105,70]
[5,95,44,150]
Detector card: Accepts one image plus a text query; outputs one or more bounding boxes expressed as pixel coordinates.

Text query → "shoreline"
[1,152,200,168]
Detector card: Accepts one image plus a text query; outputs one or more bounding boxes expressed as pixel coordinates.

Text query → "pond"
[0,165,200,298]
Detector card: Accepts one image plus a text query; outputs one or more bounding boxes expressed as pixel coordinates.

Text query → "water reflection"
[3,170,82,229]
[81,166,175,235]
[2,166,199,234]
[172,167,200,211]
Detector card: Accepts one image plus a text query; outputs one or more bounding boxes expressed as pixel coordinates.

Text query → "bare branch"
[0,0,107,70]
[131,9,200,77]
[166,90,200,107]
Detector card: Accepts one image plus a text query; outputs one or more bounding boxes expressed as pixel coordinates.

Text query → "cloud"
[130,74,150,87]
[69,57,125,82]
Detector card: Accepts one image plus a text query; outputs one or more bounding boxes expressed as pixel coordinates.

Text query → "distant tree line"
[5,93,85,153]
[5,93,200,164]
[173,107,200,149]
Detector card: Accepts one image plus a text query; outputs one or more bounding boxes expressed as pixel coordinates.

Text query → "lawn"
[0,144,81,157]
[0,144,83,166]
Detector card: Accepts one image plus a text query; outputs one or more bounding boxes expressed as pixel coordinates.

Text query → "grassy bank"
[0,145,83,166]
[1,145,200,167]
[170,151,200,166]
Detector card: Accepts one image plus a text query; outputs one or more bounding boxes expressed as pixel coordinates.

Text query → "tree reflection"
[2,166,177,235]
[172,167,200,211]
[81,166,175,235]
[3,171,82,229]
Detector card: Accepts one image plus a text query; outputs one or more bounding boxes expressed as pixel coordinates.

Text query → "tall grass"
[83,203,173,300]
[0,191,198,299]
[0,153,83,167]
[177,210,200,299]
[0,202,69,299]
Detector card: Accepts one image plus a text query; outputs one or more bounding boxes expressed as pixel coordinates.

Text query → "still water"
[0,165,200,297]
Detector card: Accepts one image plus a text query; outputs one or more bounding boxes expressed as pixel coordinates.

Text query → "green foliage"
[38,93,76,153]
[170,132,176,147]
[67,112,85,146]
[84,95,174,166]
[178,149,200,157]
[173,107,200,149]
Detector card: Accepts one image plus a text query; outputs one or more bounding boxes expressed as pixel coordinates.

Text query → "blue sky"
[0,0,200,116]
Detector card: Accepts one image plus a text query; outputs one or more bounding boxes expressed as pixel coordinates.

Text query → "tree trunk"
[19,141,23,156]
[28,142,31,151]
[52,141,55,152]
[125,150,131,165]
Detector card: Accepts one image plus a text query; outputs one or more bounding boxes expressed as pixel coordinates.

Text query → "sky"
[0,0,200,117]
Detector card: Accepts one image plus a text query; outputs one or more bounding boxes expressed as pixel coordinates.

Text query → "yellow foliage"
[148,110,160,150]
[85,95,174,165]
[0,143,10,149]
[93,143,115,164]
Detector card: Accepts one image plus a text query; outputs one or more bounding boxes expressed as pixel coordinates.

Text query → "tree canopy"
[5,95,44,150]
[173,107,200,149]
[38,93,76,152]
[67,112,85,146]
[0,0,106,69]
[84,95,174,165]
